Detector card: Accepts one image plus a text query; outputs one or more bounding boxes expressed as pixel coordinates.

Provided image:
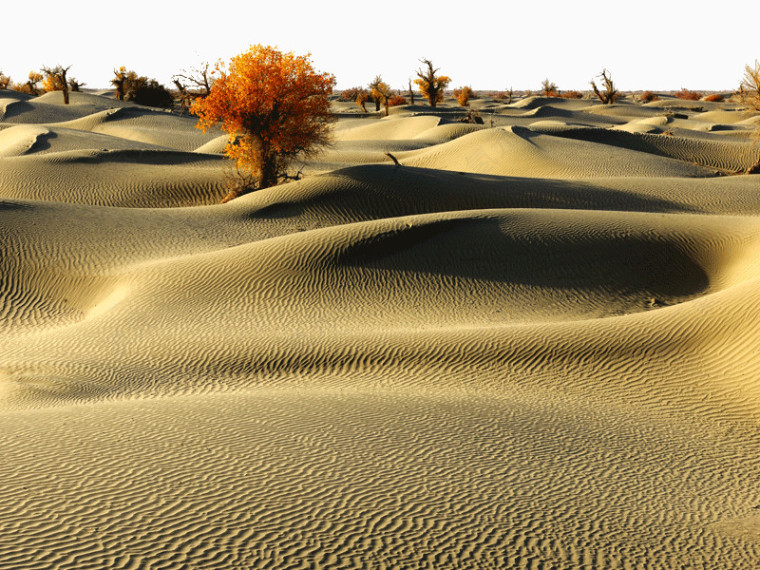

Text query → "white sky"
[2,0,759,92]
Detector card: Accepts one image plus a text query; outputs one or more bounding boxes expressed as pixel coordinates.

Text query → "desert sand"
[2,87,760,568]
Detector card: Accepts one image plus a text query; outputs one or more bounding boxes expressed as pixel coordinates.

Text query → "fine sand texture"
[3,89,760,568]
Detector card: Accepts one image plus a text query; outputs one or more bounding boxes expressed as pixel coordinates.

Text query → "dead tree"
[591,68,617,104]
[68,77,85,92]
[172,62,215,99]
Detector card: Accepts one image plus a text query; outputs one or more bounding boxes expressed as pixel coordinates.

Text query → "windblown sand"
[3,89,760,568]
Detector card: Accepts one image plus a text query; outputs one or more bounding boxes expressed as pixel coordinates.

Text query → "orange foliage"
[42,74,64,92]
[388,95,407,106]
[561,90,583,99]
[11,71,43,95]
[355,90,370,112]
[0,72,10,89]
[371,80,393,115]
[675,88,701,100]
[704,93,725,102]
[453,86,473,106]
[414,59,450,107]
[190,45,336,199]
[639,91,659,102]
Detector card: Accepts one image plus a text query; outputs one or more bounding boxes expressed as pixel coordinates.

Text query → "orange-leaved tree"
[190,45,336,201]
[414,59,450,107]
[41,65,72,104]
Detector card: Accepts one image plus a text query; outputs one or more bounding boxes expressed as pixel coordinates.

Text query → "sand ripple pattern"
[3,92,760,568]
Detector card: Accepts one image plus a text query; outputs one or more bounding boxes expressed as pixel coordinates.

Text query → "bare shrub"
[590,68,617,104]
[740,60,760,111]
[541,79,558,97]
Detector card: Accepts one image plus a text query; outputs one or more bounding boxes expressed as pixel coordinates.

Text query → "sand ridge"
[3,90,760,568]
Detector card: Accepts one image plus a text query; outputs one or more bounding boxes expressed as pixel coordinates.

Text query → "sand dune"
[3,90,760,568]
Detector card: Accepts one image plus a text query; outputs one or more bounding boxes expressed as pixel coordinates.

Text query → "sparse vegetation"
[414,59,450,108]
[112,67,146,101]
[453,86,473,106]
[407,79,415,105]
[369,75,383,112]
[0,71,10,89]
[370,78,393,116]
[68,77,85,92]
[675,88,701,101]
[172,62,215,98]
[389,95,407,107]
[460,109,483,124]
[133,80,173,108]
[111,67,172,108]
[703,93,725,102]
[41,65,72,104]
[541,79,558,97]
[12,71,43,95]
[639,91,660,103]
[739,60,760,111]
[590,68,617,104]
[338,86,363,102]
[493,87,515,103]
[172,62,216,111]
[190,44,335,201]
[355,89,370,113]
[561,90,583,99]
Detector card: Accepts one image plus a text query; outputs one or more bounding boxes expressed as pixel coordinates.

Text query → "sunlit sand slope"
[2,93,760,568]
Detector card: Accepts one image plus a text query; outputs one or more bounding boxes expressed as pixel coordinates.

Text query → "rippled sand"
[2,89,760,568]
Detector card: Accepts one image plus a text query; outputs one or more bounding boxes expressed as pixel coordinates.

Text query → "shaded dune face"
[3,92,760,569]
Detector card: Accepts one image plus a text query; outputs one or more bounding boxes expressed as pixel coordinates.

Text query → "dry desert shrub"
[675,88,701,100]
[639,90,659,102]
[68,78,85,92]
[0,72,10,89]
[561,90,583,99]
[134,80,173,108]
[112,67,172,108]
[338,87,363,102]
[590,68,618,104]
[739,60,760,111]
[453,86,473,106]
[172,62,217,111]
[11,71,43,95]
[541,79,559,97]
[388,95,407,106]
[703,93,725,102]
[492,88,514,103]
